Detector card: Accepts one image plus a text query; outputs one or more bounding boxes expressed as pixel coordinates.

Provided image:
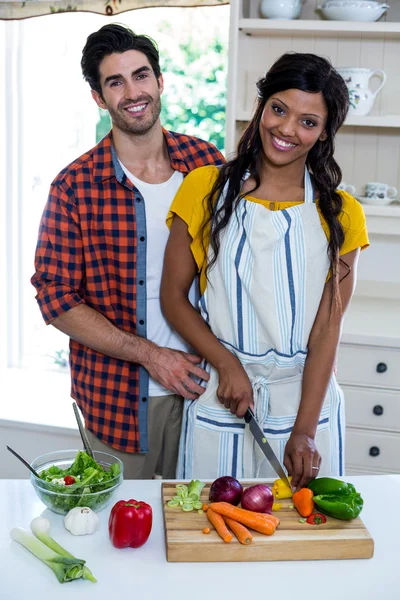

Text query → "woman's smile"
[270,133,298,152]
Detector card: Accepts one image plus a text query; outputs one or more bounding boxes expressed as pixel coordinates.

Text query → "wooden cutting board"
[162,481,374,562]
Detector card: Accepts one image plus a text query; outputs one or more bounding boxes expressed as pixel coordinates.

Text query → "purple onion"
[241,484,273,513]
[209,476,243,505]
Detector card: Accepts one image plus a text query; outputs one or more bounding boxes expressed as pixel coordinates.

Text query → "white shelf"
[345,115,400,128]
[362,204,400,235]
[362,204,400,217]
[235,110,400,128]
[239,18,400,36]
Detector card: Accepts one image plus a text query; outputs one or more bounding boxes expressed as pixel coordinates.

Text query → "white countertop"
[1,476,400,599]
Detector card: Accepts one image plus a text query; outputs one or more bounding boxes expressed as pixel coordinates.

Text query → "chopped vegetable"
[64,507,99,536]
[167,480,205,511]
[202,527,211,534]
[292,488,315,517]
[108,499,152,549]
[30,517,96,582]
[272,477,293,499]
[206,508,232,543]
[241,484,273,513]
[209,476,243,505]
[306,513,327,525]
[202,504,209,512]
[223,516,253,545]
[63,476,75,486]
[209,502,279,535]
[299,517,307,524]
[272,503,282,511]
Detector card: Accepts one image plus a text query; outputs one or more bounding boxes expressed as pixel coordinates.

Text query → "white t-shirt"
[119,162,199,396]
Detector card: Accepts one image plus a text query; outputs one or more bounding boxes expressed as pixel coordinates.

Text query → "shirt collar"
[92,128,190,183]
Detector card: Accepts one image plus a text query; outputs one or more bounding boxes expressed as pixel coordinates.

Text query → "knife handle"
[244,408,254,424]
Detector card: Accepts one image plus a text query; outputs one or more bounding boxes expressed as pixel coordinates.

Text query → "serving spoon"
[6,445,41,478]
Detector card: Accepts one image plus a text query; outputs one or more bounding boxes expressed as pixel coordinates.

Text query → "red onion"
[209,476,243,505]
[241,484,273,513]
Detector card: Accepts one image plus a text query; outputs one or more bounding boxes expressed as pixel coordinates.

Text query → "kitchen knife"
[245,408,292,489]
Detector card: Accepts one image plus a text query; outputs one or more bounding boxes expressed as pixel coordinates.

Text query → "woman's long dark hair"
[203,52,350,312]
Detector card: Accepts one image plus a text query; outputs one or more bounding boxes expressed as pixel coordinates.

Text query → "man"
[31,24,224,479]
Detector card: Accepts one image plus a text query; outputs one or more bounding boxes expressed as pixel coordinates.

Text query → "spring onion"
[10,517,96,583]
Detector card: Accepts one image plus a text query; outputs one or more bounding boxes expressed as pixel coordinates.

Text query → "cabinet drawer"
[338,344,400,389]
[343,386,400,432]
[345,428,400,472]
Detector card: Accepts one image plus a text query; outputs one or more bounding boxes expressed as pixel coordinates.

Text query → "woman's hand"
[216,358,254,418]
[283,433,321,491]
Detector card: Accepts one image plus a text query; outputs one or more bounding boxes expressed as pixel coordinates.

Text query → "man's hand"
[216,357,254,418]
[283,433,321,491]
[143,346,209,399]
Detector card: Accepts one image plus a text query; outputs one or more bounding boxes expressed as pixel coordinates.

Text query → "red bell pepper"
[108,499,152,549]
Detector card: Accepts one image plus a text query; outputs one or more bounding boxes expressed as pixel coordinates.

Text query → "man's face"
[92,50,163,136]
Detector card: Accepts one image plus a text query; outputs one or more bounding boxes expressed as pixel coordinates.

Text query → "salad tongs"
[72,402,94,458]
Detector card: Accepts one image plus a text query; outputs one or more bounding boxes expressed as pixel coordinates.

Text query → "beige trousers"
[84,394,183,479]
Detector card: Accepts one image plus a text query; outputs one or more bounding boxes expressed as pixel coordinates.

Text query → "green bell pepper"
[307,477,364,521]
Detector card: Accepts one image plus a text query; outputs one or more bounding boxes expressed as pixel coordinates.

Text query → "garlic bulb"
[64,507,100,536]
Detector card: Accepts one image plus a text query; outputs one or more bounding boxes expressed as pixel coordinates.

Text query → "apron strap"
[304,166,315,204]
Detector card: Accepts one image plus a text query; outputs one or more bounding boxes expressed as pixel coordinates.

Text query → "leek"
[30,517,96,582]
[10,527,86,583]
[10,517,96,584]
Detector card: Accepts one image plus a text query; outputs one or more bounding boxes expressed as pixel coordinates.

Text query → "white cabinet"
[226,0,400,474]
[337,342,400,474]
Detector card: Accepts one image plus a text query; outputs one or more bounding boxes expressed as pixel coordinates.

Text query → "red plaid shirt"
[31,130,224,453]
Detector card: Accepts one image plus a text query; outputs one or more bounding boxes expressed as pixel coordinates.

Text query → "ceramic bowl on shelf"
[357,195,395,206]
[318,1,390,22]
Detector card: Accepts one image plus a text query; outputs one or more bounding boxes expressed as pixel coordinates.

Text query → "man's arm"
[32,183,208,399]
[51,304,208,399]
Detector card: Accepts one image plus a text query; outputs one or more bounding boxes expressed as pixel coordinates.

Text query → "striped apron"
[177,168,345,480]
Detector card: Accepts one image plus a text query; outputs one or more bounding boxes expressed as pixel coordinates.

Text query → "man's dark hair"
[81,23,161,96]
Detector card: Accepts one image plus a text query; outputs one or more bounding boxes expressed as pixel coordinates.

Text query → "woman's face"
[259,88,328,168]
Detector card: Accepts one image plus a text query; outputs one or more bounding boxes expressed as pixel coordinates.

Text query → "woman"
[160,53,369,489]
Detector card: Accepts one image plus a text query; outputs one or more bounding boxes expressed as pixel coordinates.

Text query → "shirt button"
[139,280,144,285]
[270,202,275,210]
[142,397,147,403]
[139,319,144,325]
[136,197,142,203]
[140,236,145,242]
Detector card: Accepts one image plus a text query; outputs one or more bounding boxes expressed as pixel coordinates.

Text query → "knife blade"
[245,408,292,489]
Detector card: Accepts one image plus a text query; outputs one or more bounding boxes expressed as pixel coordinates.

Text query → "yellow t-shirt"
[167,165,369,294]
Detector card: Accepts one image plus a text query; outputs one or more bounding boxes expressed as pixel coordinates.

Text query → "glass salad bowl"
[30,449,123,515]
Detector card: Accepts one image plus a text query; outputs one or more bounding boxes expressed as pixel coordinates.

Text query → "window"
[1,6,229,425]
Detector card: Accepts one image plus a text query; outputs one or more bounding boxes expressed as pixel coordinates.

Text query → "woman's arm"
[284,248,360,489]
[161,216,254,417]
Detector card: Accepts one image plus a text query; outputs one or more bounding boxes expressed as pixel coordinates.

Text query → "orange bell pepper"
[292,488,314,517]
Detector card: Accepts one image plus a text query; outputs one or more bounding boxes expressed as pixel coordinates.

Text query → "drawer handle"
[376,362,387,374]
[373,405,384,416]
[369,446,380,457]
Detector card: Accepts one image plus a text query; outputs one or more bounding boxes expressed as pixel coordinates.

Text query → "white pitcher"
[336,67,386,116]
[260,0,303,19]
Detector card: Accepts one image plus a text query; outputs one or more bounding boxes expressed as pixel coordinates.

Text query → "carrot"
[202,503,209,512]
[212,502,280,527]
[209,502,278,535]
[207,508,233,543]
[223,516,253,545]
[202,527,211,534]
